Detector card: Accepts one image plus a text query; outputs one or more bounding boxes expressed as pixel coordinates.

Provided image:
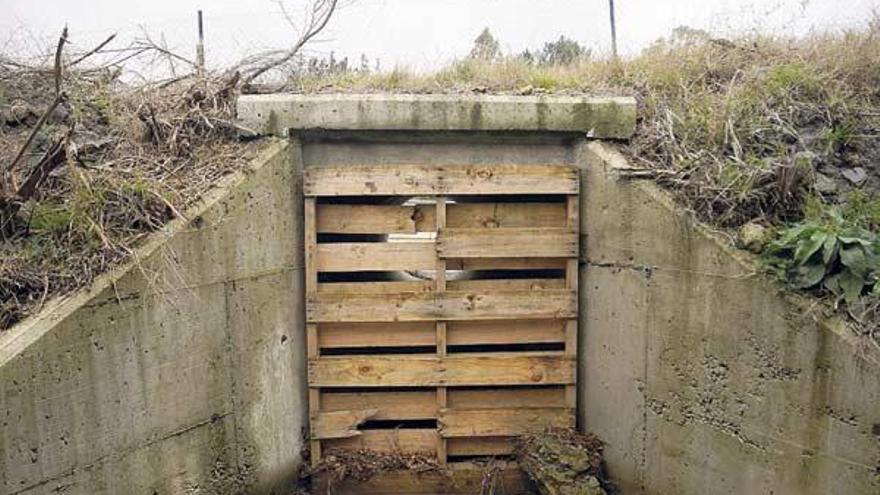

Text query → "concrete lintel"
[237,93,636,138]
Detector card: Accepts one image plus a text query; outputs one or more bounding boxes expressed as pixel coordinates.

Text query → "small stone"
[841,167,867,186]
[814,172,838,194]
[519,85,534,95]
[738,222,768,254]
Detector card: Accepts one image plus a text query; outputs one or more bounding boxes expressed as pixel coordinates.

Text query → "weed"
[764,210,880,305]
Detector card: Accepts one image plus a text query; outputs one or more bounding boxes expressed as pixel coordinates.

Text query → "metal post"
[609,0,618,59]
[196,10,205,77]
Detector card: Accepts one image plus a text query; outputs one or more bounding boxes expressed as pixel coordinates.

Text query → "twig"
[0,27,68,196]
[68,33,117,67]
[242,0,339,84]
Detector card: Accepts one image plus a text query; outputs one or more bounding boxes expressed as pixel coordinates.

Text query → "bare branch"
[53,26,68,95]
[0,27,67,196]
[68,33,117,67]
[242,0,339,85]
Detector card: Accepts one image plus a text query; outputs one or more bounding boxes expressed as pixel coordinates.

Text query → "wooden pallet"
[304,163,579,493]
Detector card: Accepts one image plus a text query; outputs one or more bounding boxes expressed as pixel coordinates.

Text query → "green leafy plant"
[764,210,880,305]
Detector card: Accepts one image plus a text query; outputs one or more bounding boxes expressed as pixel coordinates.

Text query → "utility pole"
[608,0,618,59]
[196,10,205,77]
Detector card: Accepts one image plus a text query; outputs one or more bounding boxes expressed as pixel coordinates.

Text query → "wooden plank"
[317,202,565,233]
[318,280,434,294]
[439,408,574,437]
[446,437,515,457]
[312,461,528,495]
[309,354,575,387]
[322,429,438,454]
[307,289,577,323]
[447,319,565,346]
[312,409,379,439]
[437,228,577,258]
[445,257,567,270]
[435,196,448,464]
[317,204,436,234]
[447,202,566,228]
[316,242,436,272]
[447,386,567,409]
[318,322,436,348]
[305,197,322,466]
[304,163,579,196]
[446,278,564,291]
[321,390,437,420]
[565,195,579,410]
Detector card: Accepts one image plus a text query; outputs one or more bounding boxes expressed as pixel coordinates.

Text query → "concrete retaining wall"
[0,140,306,495]
[579,142,880,495]
[3,94,878,495]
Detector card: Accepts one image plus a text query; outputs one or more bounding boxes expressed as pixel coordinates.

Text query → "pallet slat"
[446,278,564,291]
[438,228,577,258]
[312,409,379,439]
[446,257,567,270]
[446,437,515,457]
[318,321,436,348]
[307,289,577,323]
[312,461,528,495]
[447,319,565,346]
[319,281,435,294]
[304,164,579,196]
[447,386,567,409]
[316,202,567,233]
[317,242,436,272]
[439,408,574,437]
[317,204,435,234]
[448,202,566,229]
[309,354,575,387]
[323,429,438,454]
[321,390,437,420]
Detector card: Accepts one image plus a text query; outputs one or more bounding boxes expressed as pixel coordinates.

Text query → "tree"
[470,27,501,60]
[539,36,588,65]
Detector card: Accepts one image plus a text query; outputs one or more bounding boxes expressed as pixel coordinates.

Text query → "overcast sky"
[2,0,879,73]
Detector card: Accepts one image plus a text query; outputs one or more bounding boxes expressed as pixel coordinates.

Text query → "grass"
[289,21,880,231]
[285,22,880,337]
[4,20,880,333]
[0,66,264,330]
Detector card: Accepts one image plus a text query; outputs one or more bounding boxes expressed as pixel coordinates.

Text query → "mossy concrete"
[237,94,636,138]
[578,142,880,495]
[0,140,306,495]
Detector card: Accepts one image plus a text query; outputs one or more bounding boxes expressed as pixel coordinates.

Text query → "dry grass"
[5,22,880,332]
[0,65,265,330]
[309,449,441,486]
[290,22,880,231]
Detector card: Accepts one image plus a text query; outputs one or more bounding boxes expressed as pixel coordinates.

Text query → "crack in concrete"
[8,413,231,495]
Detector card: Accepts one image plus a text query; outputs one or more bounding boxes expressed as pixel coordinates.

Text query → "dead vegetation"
[308,449,441,488]
[0,29,265,330]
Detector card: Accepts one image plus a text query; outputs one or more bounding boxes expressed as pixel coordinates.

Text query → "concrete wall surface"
[2,93,876,495]
[578,142,880,495]
[238,93,637,139]
[0,140,306,495]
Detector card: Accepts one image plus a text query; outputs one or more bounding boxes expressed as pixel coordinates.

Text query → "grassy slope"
[287,24,880,337]
[292,24,880,230]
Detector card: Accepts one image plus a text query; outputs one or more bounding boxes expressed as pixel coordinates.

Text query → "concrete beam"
[237,93,636,138]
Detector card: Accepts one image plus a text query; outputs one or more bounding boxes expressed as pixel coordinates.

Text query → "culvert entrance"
[303,163,580,493]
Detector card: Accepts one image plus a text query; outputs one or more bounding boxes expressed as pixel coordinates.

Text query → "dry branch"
[241,0,340,85]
